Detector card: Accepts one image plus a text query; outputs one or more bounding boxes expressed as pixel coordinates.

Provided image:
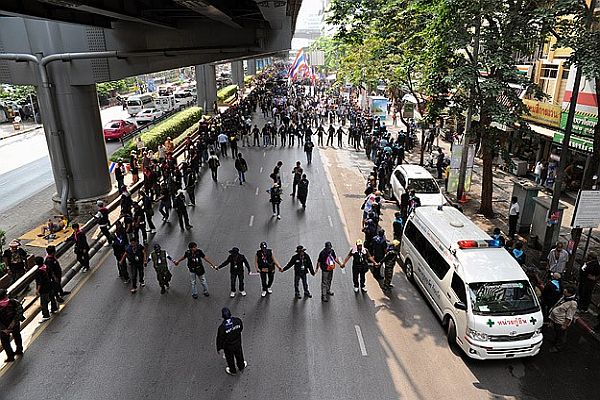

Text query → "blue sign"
[147,79,155,92]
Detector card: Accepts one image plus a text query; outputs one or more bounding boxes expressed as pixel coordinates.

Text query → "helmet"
[355,239,363,246]
[260,241,268,249]
[391,240,400,247]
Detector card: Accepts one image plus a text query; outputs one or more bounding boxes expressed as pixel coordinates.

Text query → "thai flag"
[289,48,310,80]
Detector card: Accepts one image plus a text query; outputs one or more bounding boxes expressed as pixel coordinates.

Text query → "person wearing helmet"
[255,242,283,297]
[148,244,175,294]
[382,240,401,292]
[316,242,343,302]
[342,239,377,293]
[216,307,246,375]
[217,247,251,298]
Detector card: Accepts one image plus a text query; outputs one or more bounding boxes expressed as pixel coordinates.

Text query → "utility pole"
[542,0,597,257]
[457,11,481,201]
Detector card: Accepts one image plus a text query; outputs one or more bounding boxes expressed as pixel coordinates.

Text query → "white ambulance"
[400,206,544,359]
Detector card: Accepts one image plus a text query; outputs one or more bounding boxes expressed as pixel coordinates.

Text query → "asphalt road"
[1,111,598,400]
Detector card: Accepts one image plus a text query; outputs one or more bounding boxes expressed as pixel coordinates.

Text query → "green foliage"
[0,85,35,102]
[217,85,238,103]
[110,107,202,161]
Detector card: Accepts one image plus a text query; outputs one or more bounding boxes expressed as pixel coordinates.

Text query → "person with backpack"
[268,183,283,220]
[0,289,24,362]
[208,151,221,182]
[148,243,174,294]
[216,307,246,375]
[316,242,342,302]
[217,247,251,297]
[234,153,248,185]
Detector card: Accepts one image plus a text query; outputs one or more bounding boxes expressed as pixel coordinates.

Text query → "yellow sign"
[522,99,562,128]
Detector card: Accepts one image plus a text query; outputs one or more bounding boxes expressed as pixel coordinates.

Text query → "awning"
[529,123,558,139]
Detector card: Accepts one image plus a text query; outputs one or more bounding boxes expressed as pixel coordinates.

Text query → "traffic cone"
[458,193,468,204]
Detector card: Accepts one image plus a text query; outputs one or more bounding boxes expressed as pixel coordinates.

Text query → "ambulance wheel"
[404,259,414,283]
[447,318,457,347]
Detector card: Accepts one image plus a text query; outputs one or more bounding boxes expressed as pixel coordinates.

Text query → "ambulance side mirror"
[454,301,467,311]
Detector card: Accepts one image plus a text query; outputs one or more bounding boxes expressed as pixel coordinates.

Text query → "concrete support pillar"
[38,67,112,208]
[231,60,245,90]
[195,64,217,114]
[246,59,257,76]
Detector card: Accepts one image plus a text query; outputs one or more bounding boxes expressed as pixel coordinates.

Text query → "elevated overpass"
[0,0,301,211]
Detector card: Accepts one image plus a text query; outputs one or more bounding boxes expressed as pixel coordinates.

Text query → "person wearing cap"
[93,200,112,246]
[3,240,28,285]
[316,242,342,302]
[173,189,193,230]
[216,307,246,375]
[70,223,91,273]
[381,240,401,291]
[255,242,283,297]
[217,247,251,297]
[174,242,217,299]
[342,240,377,293]
[268,183,282,220]
[148,244,174,294]
[0,288,24,362]
[34,256,58,322]
[282,245,316,299]
[120,237,147,293]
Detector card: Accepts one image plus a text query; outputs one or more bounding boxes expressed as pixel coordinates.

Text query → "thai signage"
[522,99,561,128]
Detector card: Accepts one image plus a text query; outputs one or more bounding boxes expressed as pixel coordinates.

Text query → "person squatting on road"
[174,242,217,299]
[316,242,342,302]
[343,240,377,293]
[148,244,174,294]
[282,245,315,299]
[217,247,251,298]
[216,307,246,375]
[255,242,283,297]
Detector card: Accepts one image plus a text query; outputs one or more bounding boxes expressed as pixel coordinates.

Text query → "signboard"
[369,96,388,118]
[403,103,415,119]
[552,131,593,153]
[571,190,600,228]
[560,110,598,138]
[147,79,155,92]
[447,144,475,193]
[562,66,598,138]
[522,99,561,128]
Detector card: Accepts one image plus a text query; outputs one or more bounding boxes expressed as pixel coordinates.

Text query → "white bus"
[400,206,544,360]
[126,94,155,116]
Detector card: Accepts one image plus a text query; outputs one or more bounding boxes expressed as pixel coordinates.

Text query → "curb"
[0,125,42,140]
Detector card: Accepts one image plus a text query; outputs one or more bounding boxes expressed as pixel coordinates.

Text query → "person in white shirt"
[534,161,543,184]
[508,196,520,238]
[547,242,569,274]
[217,132,228,158]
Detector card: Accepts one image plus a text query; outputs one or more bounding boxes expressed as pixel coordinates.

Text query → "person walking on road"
[342,240,377,293]
[268,183,282,219]
[0,289,24,362]
[35,257,58,322]
[547,242,568,275]
[70,223,91,273]
[548,285,578,353]
[208,151,221,182]
[304,139,314,164]
[111,230,130,283]
[184,167,197,206]
[173,190,193,230]
[94,200,112,246]
[270,161,283,185]
[291,161,303,197]
[316,242,342,302]
[218,132,229,157]
[435,148,445,179]
[148,244,174,294]
[381,240,401,291]
[3,240,28,285]
[282,245,315,299]
[297,174,309,209]
[44,245,69,302]
[392,212,404,241]
[234,153,248,185]
[121,237,146,293]
[217,247,251,297]
[174,242,217,299]
[255,242,283,297]
[508,196,520,238]
[216,307,246,375]
[578,251,600,312]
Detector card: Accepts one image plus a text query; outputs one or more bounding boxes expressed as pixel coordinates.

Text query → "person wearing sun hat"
[282,245,315,299]
[342,239,377,293]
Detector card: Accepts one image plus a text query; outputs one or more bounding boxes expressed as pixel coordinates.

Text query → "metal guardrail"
[4,120,204,322]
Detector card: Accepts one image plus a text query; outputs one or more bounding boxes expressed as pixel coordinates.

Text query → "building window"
[540,64,558,79]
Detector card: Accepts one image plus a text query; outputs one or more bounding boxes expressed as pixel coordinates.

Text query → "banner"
[522,99,561,128]
[447,144,475,193]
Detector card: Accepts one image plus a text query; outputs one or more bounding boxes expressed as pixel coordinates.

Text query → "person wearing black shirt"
[282,246,315,299]
[234,153,248,185]
[0,289,24,362]
[297,174,309,209]
[44,245,69,302]
[94,200,112,245]
[342,240,377,293]
[111,230,130,282]
[304,139,314,164]
[35,257,58,321]
[70,223,90,272]
[174,242,217,299]
[291,161,303,197]
[3,240,28,284]
[255,242,283,297]
[578,251,600,312]
[216,307,246,375]
[184,167,197,206]
[316,242,342,302]
[217,247,251,297]
[120,237,146,293]
[173,190,193,231]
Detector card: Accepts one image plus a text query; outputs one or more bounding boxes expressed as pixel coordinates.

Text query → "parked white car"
[134,108,163,124]
[390,164,446,206]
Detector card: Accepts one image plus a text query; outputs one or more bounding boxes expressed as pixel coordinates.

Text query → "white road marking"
[321,189,325,196]
[259,167,263,173]
[328,215,333,227]
[263,151,266,158]
[255,187,259,196]
[249,215,254,227]
[354,325,368,356]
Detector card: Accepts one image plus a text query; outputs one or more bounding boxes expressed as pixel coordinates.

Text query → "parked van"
[400,206,543,360]
[126,94,155,116]
[174,90,194,109]
[155,95,175,113]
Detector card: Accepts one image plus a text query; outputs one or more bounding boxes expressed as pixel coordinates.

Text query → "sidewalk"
[0,121,43,140]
